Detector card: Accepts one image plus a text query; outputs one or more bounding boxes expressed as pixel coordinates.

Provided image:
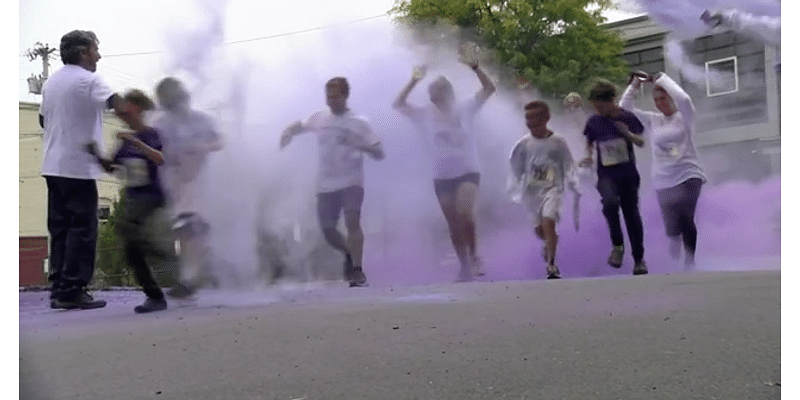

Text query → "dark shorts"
[656,178,703,236]
[433,172,480,198]
[317,186,365,229]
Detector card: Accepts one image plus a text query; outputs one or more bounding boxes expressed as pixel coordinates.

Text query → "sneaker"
[166,282,196,299]
[546,264,561,279]
[52,290,107,310]
[134,297,168,314]
[608,245,624,269]
[471,256,485,276]
[633,260,648,275]
[349,268,368,287]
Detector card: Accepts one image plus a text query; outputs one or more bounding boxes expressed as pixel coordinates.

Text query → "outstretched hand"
[280,121,303,149]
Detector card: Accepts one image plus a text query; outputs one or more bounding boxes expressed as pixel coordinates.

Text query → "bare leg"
[343,210,364,268]
[454,182,479,259]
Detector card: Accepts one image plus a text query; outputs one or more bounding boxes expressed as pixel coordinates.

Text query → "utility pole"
[25,42,56,95]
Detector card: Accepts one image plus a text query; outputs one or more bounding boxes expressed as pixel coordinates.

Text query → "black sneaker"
[52,290,107,310]
[134,297,168,314]
[348,268,368,287]
[166,282,196,299]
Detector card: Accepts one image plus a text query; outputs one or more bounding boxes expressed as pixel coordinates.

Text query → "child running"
[87,89,169,313]
[509,101,581,279]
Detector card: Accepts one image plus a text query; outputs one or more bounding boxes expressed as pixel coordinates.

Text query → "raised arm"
[619,72,658,128]
[652,72,696,126]
[392,66,425,113]
[471,64,496,106]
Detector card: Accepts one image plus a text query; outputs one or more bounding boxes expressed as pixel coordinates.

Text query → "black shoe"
[52,290,107,310]
[166,283,196,299]
[134,297,168,314]
[348,268,368,287]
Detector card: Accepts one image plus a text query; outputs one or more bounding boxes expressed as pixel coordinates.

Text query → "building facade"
[606,15,781,184]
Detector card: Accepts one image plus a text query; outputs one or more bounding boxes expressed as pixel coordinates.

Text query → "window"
[706,56,738,96]
[98,206,111,221]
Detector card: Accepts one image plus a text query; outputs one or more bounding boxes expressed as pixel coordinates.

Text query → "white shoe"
[546,264,561,279]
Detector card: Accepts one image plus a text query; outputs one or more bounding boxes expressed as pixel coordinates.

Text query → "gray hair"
[59,30,99,65]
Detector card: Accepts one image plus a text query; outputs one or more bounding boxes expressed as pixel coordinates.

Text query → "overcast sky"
[17,0,646,103]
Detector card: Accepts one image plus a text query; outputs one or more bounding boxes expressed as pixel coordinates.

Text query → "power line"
[102,12,389,58]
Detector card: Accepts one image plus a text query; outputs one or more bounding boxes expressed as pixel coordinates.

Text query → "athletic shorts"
[433,172,480,198]
[316,186,365,229]
[525,189,562,227]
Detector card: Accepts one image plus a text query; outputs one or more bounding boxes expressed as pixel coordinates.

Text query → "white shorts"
[524,189,562,227]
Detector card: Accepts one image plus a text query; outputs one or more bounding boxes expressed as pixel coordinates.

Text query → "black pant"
[45,176,98,298]
[656,178,703,256]
[597,173,645,262]
[116,194,166,300]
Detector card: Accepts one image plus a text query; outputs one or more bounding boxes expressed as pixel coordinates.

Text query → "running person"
[392,59,496,282]
[579,80,648,275]
[509,101,581,279]
[152,77,224,298]
[88,90,169,313]
[620,71,707,269]
[280,77,385,287]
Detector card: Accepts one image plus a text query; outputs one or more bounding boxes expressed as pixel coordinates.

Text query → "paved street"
[20,269,780,400]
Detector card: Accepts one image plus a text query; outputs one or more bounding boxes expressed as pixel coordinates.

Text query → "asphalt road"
[20,270,780,400]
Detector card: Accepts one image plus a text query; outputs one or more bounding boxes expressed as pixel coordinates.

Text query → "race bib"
[598,138,630,166]
[121,158,150,187]
[527,165,555,187]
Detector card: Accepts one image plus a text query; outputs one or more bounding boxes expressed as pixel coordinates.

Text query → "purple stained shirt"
[112,127,165,202]
[583,109,644,178]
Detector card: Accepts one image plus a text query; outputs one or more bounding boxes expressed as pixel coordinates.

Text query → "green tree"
[390,0,628,98]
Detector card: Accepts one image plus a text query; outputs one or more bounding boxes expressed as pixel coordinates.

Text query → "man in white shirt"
[280,77,385,287]
[152,77,224,298]
[39,30,123,310]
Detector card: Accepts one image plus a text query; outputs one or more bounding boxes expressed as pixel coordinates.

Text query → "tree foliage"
[390,0,629,98]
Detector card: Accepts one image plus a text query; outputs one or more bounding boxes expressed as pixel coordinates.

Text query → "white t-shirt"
[152,108,222,213]
[39,65,113,180]
[619,74,707,190]
[509,132,579,200]
[399,99,482,180]
[300,109,381,193]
